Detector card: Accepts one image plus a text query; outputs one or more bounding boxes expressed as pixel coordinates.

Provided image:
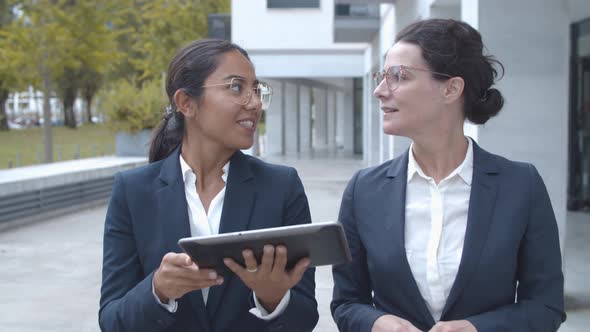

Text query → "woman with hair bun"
[331,19,565,332]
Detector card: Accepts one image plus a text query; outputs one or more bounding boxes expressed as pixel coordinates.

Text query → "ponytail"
[148,104,184,163]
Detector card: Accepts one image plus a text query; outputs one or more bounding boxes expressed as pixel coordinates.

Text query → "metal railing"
[0,176,114,225]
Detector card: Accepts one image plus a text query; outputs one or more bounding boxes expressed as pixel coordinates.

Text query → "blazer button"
[157,319,165,326]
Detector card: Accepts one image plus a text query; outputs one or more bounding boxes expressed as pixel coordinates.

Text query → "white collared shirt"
[404,137,473,321]
[152,154,290,319]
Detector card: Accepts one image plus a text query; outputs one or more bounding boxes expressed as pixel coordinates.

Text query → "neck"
[180,135,235,185]
[411,130,468,184]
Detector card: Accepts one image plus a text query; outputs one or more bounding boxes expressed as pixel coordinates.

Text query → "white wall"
[249,51,365,78]
[476,0,570,245]
[232,0,367,78]
[379,4,395,54]
[232,0,365,50]
[394,0,432,31]
[568,0,590,23]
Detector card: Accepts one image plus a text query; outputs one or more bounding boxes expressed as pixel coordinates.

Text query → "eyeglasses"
[202,77,273,109]
[373,65,452,91]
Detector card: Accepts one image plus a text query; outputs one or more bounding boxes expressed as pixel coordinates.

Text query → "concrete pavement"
[0,153,588,331]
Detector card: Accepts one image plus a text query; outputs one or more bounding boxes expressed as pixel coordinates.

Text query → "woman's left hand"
[428,320,477,332]
[224,245,310,312]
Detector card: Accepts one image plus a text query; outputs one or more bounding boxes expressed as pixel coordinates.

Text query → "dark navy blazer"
[331,142,565,332]
[99,147,318,332]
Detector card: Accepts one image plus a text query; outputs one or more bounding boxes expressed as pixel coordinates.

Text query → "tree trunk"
[63,86,76,129]
[41,66,53,162]
[0,87,9,131]
[85,93,93,124]
[40,14,52,163]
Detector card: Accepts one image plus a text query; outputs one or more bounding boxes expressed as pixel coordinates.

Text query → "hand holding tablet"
[178,221,351,275]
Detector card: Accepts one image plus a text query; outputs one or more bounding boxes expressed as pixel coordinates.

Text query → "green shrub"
[101,79,166,133]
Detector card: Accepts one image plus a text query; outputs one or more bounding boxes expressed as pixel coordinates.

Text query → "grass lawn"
[0,124,116,169]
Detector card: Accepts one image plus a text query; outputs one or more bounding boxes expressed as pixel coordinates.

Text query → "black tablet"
[178,222,351,275]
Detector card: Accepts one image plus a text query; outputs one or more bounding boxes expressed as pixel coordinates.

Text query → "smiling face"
[183,50,262,152]
[373,42,448,139]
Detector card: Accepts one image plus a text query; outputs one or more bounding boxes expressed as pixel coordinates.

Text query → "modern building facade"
[231,0,590,245]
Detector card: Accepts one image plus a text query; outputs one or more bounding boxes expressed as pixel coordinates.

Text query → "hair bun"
[466,88,504,124]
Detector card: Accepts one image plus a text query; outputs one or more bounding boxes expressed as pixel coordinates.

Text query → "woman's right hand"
[153,253,223,302]
[372,315,423,332]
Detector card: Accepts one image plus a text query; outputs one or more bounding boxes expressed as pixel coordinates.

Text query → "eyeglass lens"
[229,78,272,109]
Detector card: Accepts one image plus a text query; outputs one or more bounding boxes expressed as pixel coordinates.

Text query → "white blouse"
[404,138,473,321]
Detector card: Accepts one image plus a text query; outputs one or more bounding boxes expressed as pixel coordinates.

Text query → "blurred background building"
[223,0,590,247]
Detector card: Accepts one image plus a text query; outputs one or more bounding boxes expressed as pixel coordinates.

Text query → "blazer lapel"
[384,152,436,327]
[206,150,256,320]
[155,146,211,331]
[441,143,499,318]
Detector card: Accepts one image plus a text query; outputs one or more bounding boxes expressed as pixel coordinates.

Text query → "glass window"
[569,17,590,211]
[267,0,320,9]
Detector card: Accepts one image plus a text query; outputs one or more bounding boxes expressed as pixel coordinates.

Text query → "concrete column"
[284,82,299,154]
[467,0,569,246]
[363,74,371,163]
[327,90,337,149]
[265,79,284,155]
[313,87,328,149]
[343,79,355,154]
[299,85,312,154]
[336,87,352,152]
[369,78,381,166]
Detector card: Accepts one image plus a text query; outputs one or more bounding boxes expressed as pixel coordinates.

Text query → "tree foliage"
[101,0,230,131]
[0,0,17,131]
[53,0,122,128]
[99,78,166,133]
[0,0,230,136]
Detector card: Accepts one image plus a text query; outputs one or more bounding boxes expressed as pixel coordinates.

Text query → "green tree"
[132,0,230,82]
[80,67,102,123]
[99,0,230,132]
[55,0,120,128]
[0,0,73,162]
[0,0,18,131]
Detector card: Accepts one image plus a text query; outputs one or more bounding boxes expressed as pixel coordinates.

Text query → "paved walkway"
[0,153,588,331]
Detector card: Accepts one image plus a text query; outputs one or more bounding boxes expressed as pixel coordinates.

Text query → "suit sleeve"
[261,168,319,332]
[99,174,177,332]
[331,171,388,332]
[466,164,566,332]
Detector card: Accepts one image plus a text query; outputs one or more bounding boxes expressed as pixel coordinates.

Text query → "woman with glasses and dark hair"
[331,19,565,332]
[99,39,318,332]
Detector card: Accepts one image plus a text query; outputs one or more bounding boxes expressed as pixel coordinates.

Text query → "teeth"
[239,120,254,128]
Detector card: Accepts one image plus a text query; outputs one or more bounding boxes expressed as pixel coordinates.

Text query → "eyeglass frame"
[201,77,273,108]
[373,65,453,91]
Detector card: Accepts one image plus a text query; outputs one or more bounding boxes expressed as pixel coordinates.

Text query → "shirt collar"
[407,137,474,185]
[179,153,230,184]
